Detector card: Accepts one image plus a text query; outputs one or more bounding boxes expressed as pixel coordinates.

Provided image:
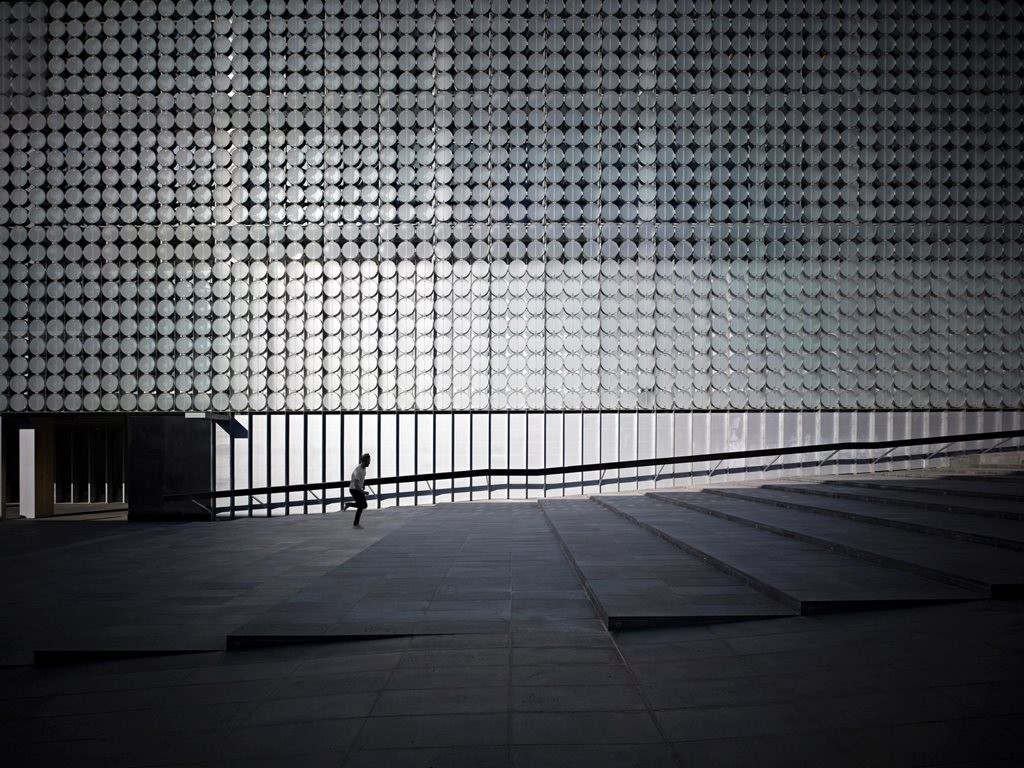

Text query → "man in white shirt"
[345,453,371,527]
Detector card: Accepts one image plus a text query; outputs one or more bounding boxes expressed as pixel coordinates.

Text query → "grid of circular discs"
[0,0,1021,413]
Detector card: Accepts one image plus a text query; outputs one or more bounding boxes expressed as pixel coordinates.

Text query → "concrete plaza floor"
[2,473,1023,766]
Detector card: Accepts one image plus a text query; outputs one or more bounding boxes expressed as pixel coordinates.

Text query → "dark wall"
[126,415,213,521]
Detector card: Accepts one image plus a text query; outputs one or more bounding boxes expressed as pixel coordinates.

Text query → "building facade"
[1,0,1022,515]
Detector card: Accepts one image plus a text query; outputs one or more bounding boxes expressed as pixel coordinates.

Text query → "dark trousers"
[350,489,367,525]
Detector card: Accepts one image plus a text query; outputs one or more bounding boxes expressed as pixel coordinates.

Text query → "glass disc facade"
[0,0,1022,413]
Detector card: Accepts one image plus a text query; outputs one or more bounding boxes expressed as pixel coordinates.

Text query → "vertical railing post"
[229,413,236,519]
[247,414,254,517]
[284,414,291,515]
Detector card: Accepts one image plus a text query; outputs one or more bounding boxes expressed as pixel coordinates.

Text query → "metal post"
[359,411,364,504]
[634,409,639,490]
[69,428,75,504]
[617,413,622,493]
[0,417,6,521]
[524,412,529,499]
[432,412,437,505]
[302,413,308,514]
[321,411,327,513]
[377,411,382,509]
[980,436,1013,455]
[104,427,110,503]
[266,413,272,517]
[340,411,346,512]
[652,411,657,490]
[395,411,401,507]
[210,415,216,517]
[923,439,958,463]
[816,448,839,468]
[561,411,566,497]
[87,427,93,504]
[414,413,419,505]
[229,413,236,519]
[870,445,898,466]
[762,452,783,473]
[248,413,254,517]
[284,414,291,515]
[709,457,725,479]
[542,412,546,500]
[669,409,676,488]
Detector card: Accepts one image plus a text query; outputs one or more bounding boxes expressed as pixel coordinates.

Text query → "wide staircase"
[9,467,1023,664]
[541,468,1024,629]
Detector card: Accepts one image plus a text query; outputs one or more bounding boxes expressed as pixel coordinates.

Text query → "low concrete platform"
[0,509,420,665]
[232,503,589,641]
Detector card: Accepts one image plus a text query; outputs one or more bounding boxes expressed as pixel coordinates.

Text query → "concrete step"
[938,471,1024,484]
[540,499,794,628]
[650,490,1024,598]
[709,485,1024,552]
[778,481,1024,522]
[592,495,978,614]
[827,477,1024,503]
[953,451,1024,468]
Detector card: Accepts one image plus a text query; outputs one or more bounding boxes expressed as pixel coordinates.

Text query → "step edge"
[827,479,1024,503]
[648,492,994,598]
[706,487,1024,553]
[538,499,613,631]
[774,483,1024,521]
[593,495,805,614]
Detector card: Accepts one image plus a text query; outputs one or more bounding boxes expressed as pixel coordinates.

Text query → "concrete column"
[126,415,214,521]
[18,419,55,519]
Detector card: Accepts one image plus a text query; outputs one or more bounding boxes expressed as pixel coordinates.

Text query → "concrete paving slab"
[232,503,588,640]
[0,510,420,664]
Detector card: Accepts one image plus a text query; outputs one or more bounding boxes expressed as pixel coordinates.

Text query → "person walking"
[345,453,371,527]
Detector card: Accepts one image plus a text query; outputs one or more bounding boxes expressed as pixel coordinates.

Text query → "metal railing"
[166,428,1024,517]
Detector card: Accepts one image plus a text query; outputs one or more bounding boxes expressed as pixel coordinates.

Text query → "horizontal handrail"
[165,427,1024,503]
